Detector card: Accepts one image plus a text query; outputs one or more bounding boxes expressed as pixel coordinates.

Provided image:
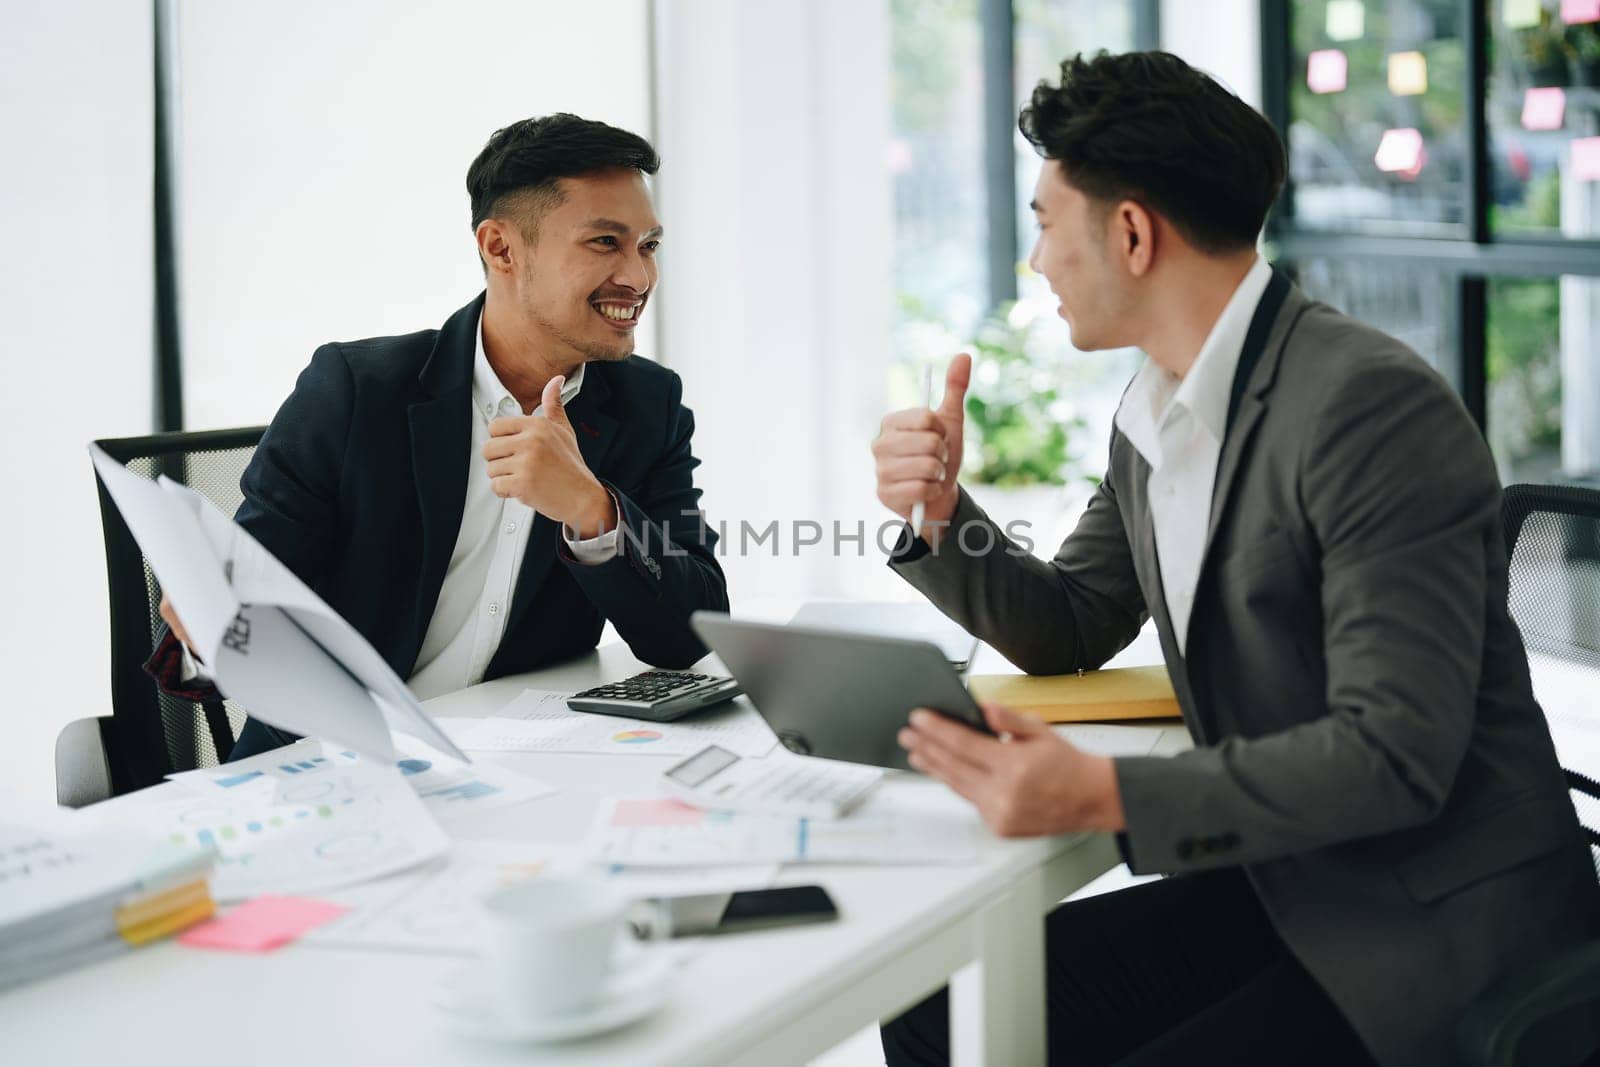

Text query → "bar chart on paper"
[170,739,555,823]
[132,769,450,902]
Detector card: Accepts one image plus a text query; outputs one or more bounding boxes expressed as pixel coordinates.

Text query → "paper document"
[454,689,778,759]
[588,796,980,867]
[125,759,449,902]
[1052,723,1165,758]
[89,445,465,763]
[306,842,778,955]
[170,739,555,824]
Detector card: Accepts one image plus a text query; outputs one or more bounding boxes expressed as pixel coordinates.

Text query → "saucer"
[433,941,683,1043]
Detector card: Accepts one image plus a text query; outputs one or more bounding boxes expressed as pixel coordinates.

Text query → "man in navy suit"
[155,114,728,759]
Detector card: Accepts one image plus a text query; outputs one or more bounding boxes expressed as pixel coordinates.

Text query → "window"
[1287,0,1468,234]
[889,0,1151,501]
[1268,0,1600,488]
[1489,1,1600,238]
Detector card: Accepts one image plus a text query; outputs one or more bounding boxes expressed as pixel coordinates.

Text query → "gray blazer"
[892,276,1600,1065]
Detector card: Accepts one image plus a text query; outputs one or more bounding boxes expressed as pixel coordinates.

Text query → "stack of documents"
[1,797,215,990]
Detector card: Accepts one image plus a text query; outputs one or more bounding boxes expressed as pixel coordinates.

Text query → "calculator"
[567,670,743,722]
[662,744,884,818]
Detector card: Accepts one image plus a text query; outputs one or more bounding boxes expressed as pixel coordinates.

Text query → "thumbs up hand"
[872,353,971,540]
[485,374,617,538]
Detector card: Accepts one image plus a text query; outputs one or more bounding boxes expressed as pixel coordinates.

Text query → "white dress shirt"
[182,314,620,697]
[407,312,620,699]
[1113,255,1272,656]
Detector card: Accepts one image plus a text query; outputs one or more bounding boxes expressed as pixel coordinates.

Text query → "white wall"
[0,1,155,801]
[1161,0,1262,108]
[653,0,899,603]
[176,0,654,431]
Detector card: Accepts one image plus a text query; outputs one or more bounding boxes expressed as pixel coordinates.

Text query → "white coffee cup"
[480,874,628,1023]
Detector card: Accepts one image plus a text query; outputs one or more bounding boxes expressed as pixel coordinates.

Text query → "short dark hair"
[1018,51,1285,254]
[466,113,659,234]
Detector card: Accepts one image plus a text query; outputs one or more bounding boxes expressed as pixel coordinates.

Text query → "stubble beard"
[522,291,635,366]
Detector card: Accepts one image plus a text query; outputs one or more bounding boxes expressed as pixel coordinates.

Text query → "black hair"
[466,113,659,233]
[1018,51,1285,254]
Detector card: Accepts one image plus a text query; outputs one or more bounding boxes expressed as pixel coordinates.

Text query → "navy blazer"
[233,294,727,684]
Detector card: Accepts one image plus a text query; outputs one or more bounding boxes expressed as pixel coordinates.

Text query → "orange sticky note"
[1388,51,1428,96]
[178,895,348,952]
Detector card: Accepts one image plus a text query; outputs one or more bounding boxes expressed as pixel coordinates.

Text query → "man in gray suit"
[875,52,1599,1066]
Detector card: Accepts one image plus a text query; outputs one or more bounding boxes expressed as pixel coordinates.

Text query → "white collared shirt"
[1113,255,1272,656]
[406,312,619,699]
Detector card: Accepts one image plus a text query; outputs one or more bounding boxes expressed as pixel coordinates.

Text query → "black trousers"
[880,867,1375,1066]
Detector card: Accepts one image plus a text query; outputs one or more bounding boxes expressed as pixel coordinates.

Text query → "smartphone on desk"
[628,885,838,939]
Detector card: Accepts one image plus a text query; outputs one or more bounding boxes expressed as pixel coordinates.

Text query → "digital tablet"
[690,612,994,771]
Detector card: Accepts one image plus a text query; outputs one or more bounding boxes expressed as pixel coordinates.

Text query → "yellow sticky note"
[1326,0,1365,41]
[1504,0,1542,28]
[1388,51,1429,95]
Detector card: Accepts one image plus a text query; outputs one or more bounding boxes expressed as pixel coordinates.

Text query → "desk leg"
[950,865,1049,1066]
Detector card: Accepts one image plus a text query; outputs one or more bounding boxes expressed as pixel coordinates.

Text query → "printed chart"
[148,755,449,901]
[587,796,981,867]
[452,689,779,757]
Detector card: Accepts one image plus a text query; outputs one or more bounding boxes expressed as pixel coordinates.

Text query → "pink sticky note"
[1375,128,1426,179]
[178,895,348,952]
[612,797,706,827]
[1522,87,1567,131]
[1562,0,1600,24]
[1571,136,1600,181]
[1307,49,1349,94]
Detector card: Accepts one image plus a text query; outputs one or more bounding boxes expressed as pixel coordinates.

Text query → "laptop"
[788,601,980,671]
[690,612,993,771]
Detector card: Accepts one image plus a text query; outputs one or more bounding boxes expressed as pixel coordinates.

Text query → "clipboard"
[966,665,1181,723]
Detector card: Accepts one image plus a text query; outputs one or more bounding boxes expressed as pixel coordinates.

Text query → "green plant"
[1487,277,1562,467]
[892,294,1097,488]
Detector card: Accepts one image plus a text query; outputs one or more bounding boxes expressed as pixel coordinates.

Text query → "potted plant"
[894,293,1105,556]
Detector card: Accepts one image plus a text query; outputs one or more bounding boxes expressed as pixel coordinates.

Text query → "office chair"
[1457,484,1600,1066]
[61,427,266,803]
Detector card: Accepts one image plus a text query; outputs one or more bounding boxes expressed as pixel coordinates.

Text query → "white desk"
[0,636,1180,1067]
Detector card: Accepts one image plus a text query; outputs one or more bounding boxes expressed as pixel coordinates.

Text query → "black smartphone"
[628,885,839,939]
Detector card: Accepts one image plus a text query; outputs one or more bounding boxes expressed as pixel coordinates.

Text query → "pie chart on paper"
[612,729,664,745]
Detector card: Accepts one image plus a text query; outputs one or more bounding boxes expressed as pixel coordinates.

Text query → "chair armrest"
[1458,939,1600,1067]
[55,716,113,808]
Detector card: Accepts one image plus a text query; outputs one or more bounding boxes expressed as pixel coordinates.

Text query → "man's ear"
[475,218,517,277]
[1113,199,1155,279]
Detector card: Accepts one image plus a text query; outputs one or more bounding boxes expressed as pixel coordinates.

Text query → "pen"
[910,363,933,541]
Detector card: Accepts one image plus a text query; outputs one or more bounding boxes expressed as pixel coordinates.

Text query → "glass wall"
[889,0,1140,509]
[1274,0,1600,489]
[1287,0,1468,234]
[1489,0,1600,237]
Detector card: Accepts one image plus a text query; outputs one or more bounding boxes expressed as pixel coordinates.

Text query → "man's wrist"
[568,483,619,539]
[1089,755,1128,832]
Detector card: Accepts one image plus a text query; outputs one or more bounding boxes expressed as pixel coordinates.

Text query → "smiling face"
[1026,160,1138,352]
[497,168,661,364]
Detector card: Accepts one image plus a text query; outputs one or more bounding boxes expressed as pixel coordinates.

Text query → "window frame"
[1262,0,1600,433]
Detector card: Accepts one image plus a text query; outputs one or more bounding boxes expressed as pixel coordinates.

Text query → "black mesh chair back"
[93,427,266,794]
[1454,485,1600,1065]
[1503,483,1600,880]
